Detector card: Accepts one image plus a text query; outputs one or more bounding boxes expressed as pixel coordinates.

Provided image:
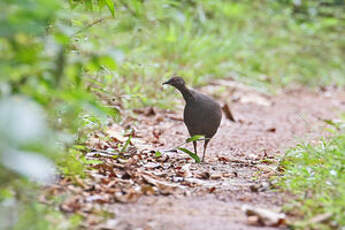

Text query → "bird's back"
[184,90,222,138]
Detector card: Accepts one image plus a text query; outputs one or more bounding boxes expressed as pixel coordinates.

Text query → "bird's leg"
[193,141,197,155]
[202,139,210,162]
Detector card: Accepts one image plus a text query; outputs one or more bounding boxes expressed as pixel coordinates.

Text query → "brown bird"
[163,76,222,162]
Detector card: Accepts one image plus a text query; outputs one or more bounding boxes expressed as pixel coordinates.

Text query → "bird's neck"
[177,85,194,103]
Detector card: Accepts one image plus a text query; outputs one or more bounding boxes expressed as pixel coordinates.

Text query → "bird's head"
[162,76,186,89]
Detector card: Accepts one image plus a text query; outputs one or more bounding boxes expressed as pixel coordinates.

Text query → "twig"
[72,16,112,36]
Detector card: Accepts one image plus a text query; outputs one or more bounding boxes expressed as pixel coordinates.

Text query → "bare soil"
[52,81,345,230]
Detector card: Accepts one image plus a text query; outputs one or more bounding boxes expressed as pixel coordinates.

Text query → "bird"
[163,76,222,162]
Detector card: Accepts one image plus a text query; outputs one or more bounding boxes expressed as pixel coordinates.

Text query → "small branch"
[72,16,112,36]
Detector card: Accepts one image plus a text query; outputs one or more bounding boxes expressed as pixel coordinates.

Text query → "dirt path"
[103,83,345,230]
[52,81,345,230]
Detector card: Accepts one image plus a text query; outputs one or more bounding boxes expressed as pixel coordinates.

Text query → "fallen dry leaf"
[180,164,192,177]
[210,174,223,180]
[142,174,185,194]
[133,107,156,116]
[60,196,82,213]
[242,205,286,227]
[105,124,126,142]
[222,103,236,122]
[266,127,276,132]
[114,190,141,203]
[198,171,210,179]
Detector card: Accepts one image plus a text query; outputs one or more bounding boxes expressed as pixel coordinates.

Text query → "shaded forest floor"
[46,79,345,230]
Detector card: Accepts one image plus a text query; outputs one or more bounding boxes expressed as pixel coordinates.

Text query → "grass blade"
[104,0,115,16]
[186,135,204,143]
[178,147,200,163]
[120,135,131,153]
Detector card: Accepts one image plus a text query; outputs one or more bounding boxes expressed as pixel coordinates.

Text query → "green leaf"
[186,135,205,143]
[73,145,88,151]
[98,0,106,9]
[178,147,200,163]
[98,55,117,70]
[85,0,93,11]
[83,159,104,165]
[104,0,115,16]
[323,119,340,130]
[323,119,337,126]
[155,151,162,157]
[120,135,132,153]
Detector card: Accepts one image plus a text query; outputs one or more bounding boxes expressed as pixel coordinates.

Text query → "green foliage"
[58,148,87,178]
[0,179,82,230]
[68,0,115,15]
[177,135,205,162]
[277,126,345,229]
[104,0,115,16]
[178,147,201,163]
[155,151,162,158]
[120,135,132,153]
[0,0,117,229]
[0,0,119,174]
[186,135,205,143]
[65,0,345,109]
[274,0,345,21]
[0,0,60,37]
[13,203,82,230]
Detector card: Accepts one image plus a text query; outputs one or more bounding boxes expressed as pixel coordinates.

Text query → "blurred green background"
[0,0,344,229]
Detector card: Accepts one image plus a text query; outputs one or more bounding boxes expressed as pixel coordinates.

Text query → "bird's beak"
[162,80,170,85]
